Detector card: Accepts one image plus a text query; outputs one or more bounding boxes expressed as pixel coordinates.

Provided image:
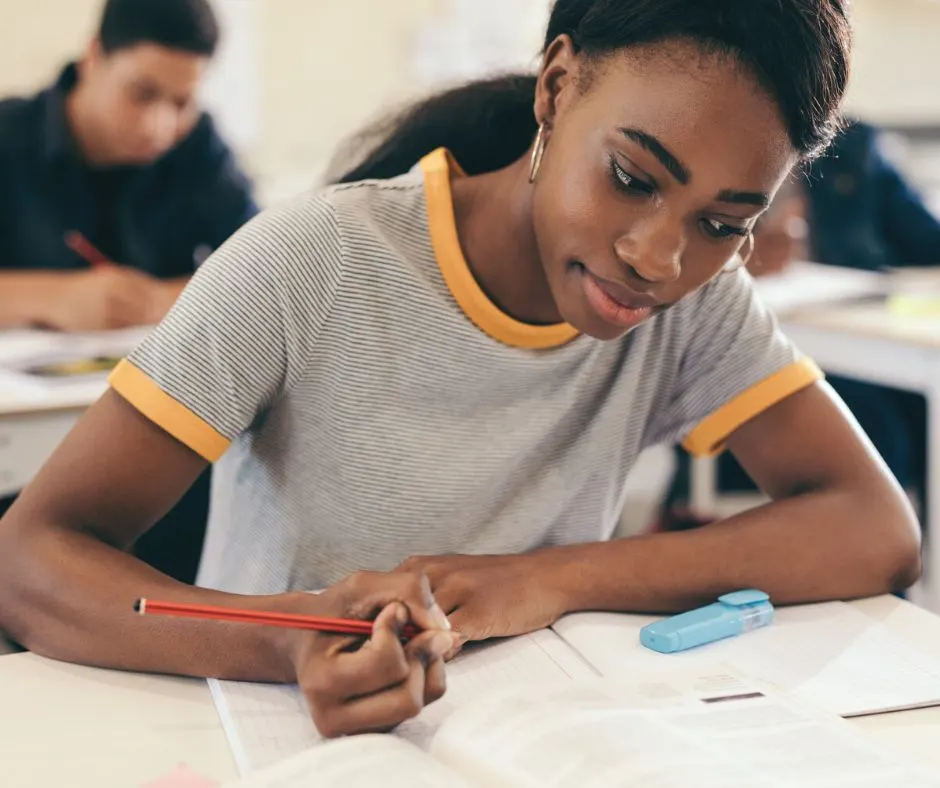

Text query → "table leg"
[690,455,718,514]
[916,383,940,613]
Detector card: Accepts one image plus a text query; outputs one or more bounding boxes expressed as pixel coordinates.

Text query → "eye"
[610,158,655,197]
[701,218,749,240]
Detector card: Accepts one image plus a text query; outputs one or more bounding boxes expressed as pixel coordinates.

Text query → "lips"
[578,265,659,330]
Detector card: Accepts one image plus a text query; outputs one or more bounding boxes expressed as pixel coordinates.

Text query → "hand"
[286,571,460,738]
[39,267,173,331]
[395,553,570,651]
[747,197,809,278]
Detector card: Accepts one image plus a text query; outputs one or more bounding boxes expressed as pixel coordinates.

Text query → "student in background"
[0,0,922,738]
[0,0,257,332]
[0,0,257,582]
[665,120,940,529]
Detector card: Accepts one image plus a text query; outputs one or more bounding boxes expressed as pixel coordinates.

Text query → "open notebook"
[209,630,596,774]
[552,600,940,719]
[223,668,940,788]
[211,600,940,780]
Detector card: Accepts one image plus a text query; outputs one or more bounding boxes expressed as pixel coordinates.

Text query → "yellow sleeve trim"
[419,148,580,350]
[108,360,231,462]
[682,358,824,458]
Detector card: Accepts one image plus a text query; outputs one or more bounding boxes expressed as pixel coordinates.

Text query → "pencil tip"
[133,599,143,614]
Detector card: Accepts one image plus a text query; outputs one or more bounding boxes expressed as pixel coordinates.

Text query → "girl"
[0,0,920,739]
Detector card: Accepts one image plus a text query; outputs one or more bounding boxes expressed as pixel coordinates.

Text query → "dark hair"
[98,0,220,57]
[333,0,851,183]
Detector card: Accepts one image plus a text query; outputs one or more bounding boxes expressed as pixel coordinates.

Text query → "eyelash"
[610,158,655,197]
[608,158,749,242]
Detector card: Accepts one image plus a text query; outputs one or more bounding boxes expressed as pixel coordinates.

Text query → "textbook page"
[222,735,473,788]
[429,669,940,788]
[210,628,595,775]
[552,600,940,717]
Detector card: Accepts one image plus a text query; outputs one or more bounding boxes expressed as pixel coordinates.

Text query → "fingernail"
[428,631,458,657]
[394,603,408,627]
[430,602,451,631]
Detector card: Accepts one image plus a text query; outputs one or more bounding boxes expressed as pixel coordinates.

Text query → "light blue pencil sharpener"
[640,589,774,654]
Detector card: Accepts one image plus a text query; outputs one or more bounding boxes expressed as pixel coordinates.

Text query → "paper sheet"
[552,601,940,718]
[221,736,471,788]
[210,628,596,775]
[430,669,940,788]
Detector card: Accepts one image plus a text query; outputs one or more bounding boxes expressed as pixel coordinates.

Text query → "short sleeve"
[645,269,823,456]
[109,193,345,461]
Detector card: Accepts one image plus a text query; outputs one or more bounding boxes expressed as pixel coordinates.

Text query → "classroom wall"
[0,0,938,196]
[844,0,940,126]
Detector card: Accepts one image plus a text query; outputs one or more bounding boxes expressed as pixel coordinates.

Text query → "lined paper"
[210,628,595,775]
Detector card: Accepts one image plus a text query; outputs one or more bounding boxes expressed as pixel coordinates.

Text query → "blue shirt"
[0,64,258,278]
[807,121,940,271]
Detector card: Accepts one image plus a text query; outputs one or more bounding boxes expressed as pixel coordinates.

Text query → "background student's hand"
[287,571,460,738]
[394,553,570,654]
[746,196,809,278]
[39,267,176,331]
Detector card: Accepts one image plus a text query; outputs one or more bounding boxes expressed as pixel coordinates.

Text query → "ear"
[533,34,582,132]
[78,38,106,79]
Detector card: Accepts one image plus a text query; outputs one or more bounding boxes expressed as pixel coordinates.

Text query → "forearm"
[0,270,65,327]
[547,486,921,614]
[0,516,303,681]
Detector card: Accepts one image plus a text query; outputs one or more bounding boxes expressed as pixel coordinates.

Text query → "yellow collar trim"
[419,148,580,350]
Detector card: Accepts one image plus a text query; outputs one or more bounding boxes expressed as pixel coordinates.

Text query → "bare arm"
[400,382,922,640]
[0,271,68,327]
[0,269,188,330]
[551,382,921,612]
[0,392,453,678]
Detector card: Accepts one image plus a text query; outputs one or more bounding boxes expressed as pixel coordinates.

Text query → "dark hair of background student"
[98,0,220,56]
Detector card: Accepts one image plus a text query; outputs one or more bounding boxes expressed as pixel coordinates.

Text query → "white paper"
[222,734,473,788]
[752,261,887,315]
[0,326,152,391]
[552,601,940,718]
[430,669,940,788]
[210,628,596,775]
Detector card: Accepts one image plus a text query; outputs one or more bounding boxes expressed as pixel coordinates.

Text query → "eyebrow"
[621,128,690,185]
[715,189,771,208]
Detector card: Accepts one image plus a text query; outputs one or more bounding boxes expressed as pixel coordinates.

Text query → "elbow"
[0,512,60,656]
[886,528,922,594]
[870,494,922,595]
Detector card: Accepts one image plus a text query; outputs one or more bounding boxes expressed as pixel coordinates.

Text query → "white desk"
[2,595,940,788]
[0,328,150,498]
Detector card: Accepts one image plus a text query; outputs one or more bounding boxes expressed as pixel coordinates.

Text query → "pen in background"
[65,230,112,268]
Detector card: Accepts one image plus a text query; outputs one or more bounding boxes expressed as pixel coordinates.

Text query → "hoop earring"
[528,123,547,183]
[739,232,755,268]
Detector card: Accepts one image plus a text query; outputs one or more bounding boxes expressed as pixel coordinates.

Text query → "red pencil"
[65,231,112,268]
[134,598,420,639]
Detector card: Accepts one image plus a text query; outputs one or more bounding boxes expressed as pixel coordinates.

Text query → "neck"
[450,157,563,326]
[65,84,112,167]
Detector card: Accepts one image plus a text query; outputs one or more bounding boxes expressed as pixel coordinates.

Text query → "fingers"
[301,603,456,738]
[339,571,451,634]
[404,630,451,704]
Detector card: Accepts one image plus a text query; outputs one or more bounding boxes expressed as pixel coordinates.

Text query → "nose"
[614,214,684,285]
[141,103,180,151]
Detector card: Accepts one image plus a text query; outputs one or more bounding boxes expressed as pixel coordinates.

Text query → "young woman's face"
[531,38,798,340]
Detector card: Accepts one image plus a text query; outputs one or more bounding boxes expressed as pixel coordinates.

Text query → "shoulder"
[317,170,429,254]
[0,95,40,152]
[163,112,237,172]
[810,120,879,183]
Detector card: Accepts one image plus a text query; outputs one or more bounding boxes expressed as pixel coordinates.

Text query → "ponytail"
[330,75,537,183]
[330,0,850,185]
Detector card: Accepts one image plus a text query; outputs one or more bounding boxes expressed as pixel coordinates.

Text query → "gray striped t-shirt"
[110,148,821,594]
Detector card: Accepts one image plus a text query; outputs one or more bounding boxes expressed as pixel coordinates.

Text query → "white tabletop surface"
[2,595,940,787]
